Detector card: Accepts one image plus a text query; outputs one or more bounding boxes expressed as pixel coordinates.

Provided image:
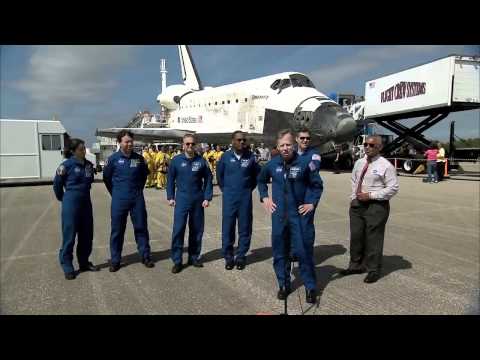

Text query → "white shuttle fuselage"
[98,46,358,154]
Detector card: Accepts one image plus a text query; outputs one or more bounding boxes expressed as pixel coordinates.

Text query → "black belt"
[351,199,389,207]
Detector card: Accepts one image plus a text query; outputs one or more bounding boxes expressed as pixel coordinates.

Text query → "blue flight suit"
[216,150,261,262]
[53,157,95,274]
[257,153,323,291]
[296,146,322,253]
[167,153,213,265]
[103,150,151,265]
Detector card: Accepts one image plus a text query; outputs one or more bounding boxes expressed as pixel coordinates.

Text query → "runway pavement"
[1,172,478,315]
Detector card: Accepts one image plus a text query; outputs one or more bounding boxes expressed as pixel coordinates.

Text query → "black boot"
[65,272,76,280]
[142,257,155,268]
[277,286,291,300]
[225,260,235,270]
[109,262,121,272]
[306,289,317,304]
[171,263,183,274]
[187,259,204,268]
[79,262,100,272]
[235,257,246,270]
[364,271,380,283]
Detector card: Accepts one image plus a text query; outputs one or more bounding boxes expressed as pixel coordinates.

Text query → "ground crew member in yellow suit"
[156,146,168,190]
[145,145,157,188]
[214,145,224,166]
[143,146,154,188]
[151,145,159,188]
[203,144,216,173]
[212,145,224,180]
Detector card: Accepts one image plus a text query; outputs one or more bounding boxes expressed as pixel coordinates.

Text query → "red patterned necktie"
[356,160,370,196]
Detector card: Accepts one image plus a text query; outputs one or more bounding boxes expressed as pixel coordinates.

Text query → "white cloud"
[14,45,137,111]
[307,45,468,90]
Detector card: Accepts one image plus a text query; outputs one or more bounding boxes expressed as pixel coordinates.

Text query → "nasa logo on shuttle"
[369,82,375,88]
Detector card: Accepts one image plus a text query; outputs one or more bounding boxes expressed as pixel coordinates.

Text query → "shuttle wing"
[178,45,203,91]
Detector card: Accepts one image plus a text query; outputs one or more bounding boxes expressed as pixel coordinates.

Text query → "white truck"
[0,119,68,181]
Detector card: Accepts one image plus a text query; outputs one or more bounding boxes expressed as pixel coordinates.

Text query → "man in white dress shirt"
[340,135,399,283]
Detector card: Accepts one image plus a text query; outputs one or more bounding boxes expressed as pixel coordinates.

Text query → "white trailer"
[0,119,68,180]
[360,54,480,156]
[364,55,480,119]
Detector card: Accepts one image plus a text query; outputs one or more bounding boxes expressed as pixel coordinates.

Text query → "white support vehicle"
[0,119,68,181]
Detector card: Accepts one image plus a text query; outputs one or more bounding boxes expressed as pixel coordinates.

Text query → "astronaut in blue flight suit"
[167,134,213,274]
[293,127,322,261]
[103,130,154,272]
[53,138,99,280]
[216,131,261,270]
[257,129,324,304]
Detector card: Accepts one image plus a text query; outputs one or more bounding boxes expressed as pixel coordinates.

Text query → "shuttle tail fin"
[178,45,203,91]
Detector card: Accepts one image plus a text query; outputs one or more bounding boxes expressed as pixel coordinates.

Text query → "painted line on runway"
[1,199,55,279]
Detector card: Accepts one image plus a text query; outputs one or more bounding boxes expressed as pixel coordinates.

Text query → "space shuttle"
[97,45,358,154]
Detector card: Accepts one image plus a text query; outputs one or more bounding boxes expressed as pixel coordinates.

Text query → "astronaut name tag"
[118,159,125,164]
[241,159,250,168]
[130,159,139,168]
[181,162,187,167]
[275,166,283,173]
[289,166,301,179]
[192,162,201,172]
[230,158,236,163]
[74,167,81,174]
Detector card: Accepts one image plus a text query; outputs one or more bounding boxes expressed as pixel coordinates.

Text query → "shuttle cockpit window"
[271,78,292,93]
[289,74,315,88]
[279,79,291,90]
[270,79,281,90]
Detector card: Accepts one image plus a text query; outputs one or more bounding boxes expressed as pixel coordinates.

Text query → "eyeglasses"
[364,143,377,148]
[299,137,311,141]
[235,138,247,142]
[184,142,196,146]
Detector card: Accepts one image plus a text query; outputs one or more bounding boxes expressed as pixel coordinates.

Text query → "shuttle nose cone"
[336,116,357,139]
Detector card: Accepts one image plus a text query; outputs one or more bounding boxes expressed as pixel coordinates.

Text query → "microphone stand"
[280,159,291,315]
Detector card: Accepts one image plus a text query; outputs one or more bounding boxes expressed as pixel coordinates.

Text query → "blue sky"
[1,45,479,146]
